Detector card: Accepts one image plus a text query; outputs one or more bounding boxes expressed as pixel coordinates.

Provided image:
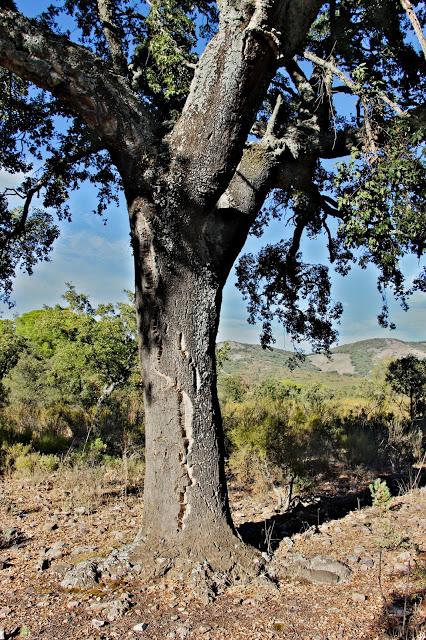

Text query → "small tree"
[386,355,426,420]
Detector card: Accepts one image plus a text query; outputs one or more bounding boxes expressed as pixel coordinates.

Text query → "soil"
[0,475,425,640]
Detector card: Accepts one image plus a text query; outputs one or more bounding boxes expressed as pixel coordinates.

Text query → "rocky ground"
[0,475,425,640]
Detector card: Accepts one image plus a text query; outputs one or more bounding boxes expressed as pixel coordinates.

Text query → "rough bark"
[128,196,261,583]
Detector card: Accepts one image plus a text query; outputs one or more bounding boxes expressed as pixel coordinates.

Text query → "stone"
[0,628,4,640]
[75,506,87,515]
[346,555,360,564]
[198,625,212,634]
[45,541,65,561]
[0,559,11,570]
[176,626,192,639]
[43,521,58,532]
[37,557,50,572]
[280,554,352,584]
[61,560,100,589]
[132,622,148,633]
[0,607,11,620]
[359,557,374,568]
[90,593,133,622]
[70,545,96,556]
[91,619,107,629]
[353,545,365,555]
[351,592,367,602]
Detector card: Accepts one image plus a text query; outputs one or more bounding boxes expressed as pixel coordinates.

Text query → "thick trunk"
[128,197,258,580]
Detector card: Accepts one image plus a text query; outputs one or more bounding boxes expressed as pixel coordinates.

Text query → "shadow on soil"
[237,473,425,553]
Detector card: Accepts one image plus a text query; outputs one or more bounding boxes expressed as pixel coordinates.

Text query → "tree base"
[60,527,269,603]
[127,527,267,602]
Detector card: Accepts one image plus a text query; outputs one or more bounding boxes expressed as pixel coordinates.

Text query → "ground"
[1,473,425,640]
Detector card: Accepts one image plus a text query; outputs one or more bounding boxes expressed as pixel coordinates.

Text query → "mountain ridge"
[218,337,426,379]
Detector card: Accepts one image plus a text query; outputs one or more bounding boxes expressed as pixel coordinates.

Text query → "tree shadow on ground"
[237,473,425,553]
[376,585,426,639]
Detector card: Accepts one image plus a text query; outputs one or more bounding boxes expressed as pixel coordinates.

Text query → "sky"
[1,1,425,350]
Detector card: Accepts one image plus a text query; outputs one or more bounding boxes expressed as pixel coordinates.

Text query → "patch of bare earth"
[0,477,425,639]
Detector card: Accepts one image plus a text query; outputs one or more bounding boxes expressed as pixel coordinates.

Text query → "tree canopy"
[0,0,424,349]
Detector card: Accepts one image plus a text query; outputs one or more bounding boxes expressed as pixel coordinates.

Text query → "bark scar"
[177,388,195,530]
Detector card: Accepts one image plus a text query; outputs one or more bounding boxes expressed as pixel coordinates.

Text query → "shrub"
[369,478,392,508]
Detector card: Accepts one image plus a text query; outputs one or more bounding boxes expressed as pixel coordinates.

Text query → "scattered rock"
[44,541,65,561]
[351,592,367,602]
[279,553,352,584]
[198,625,212,634]
[132,622,148,633]
[74,506,87,515]
[346,555,360,564]
[70,545,96,556]
[36,557,50,572]
[0,528,24,550]
[0,559,11,570]
[91,618,107,629]
[0,629,4,640]
[60,560,100,589]
[42,521,58,532]
[359,557,374,568]
[176,625,192,639]
[90,593,133,622]
[0,608,11,620]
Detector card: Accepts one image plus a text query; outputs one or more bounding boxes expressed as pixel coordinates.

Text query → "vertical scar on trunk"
[177,388,195,530]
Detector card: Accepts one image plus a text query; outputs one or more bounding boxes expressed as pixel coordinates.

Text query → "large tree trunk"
[128,197,260,583]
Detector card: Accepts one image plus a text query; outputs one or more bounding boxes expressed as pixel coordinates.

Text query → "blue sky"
[1,1,425,349]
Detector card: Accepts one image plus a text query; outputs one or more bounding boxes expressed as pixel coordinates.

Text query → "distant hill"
[218,338,426,383]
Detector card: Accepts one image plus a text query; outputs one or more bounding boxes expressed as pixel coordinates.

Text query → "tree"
[386,355,426,420]
[0,1,425,584]
[5,285,139,437]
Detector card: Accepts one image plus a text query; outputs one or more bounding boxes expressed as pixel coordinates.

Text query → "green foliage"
[386,355,426,419]
[369,477,392,507]
[335,120,426,327]
[1,286,141,449]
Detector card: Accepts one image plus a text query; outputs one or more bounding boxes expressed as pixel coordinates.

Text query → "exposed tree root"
[59,527,273,602]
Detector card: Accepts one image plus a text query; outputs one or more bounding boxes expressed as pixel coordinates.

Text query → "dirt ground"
[1,476,425,640]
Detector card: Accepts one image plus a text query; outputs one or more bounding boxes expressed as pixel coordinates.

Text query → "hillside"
[219,338,426,383]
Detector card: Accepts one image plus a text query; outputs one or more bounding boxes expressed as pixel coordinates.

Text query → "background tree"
[386,355,426,420]
[0,0,425,584]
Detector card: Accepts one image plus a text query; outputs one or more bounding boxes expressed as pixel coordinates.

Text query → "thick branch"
[0,8,156,167]
[168,0,325,208]
[400,0,426,60]
[303,50,408,117]
[96,0,128,76]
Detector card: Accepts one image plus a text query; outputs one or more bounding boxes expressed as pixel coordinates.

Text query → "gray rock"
[61,560,100,589]
[280,553,352,584]
[91,618,107,629]
[346,555,360,564]
[351,592,367,602]
[0,528,23,550]
[43,521,58,532]
[74,506,87,515]
[132,622,148,633]
[90,593,133,622]
[176,626,192,640]
[70,545,96,556]
[45,541,65,561]
[359,557,374,568]
[0,627,4,640]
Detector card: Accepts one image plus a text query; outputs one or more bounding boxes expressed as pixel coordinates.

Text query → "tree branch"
[0,8,157,166]
[168,0,325,209]
[400,0,426,60]
[303,50,408,117]
[96,0,128,76]
[0,142,104,248]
